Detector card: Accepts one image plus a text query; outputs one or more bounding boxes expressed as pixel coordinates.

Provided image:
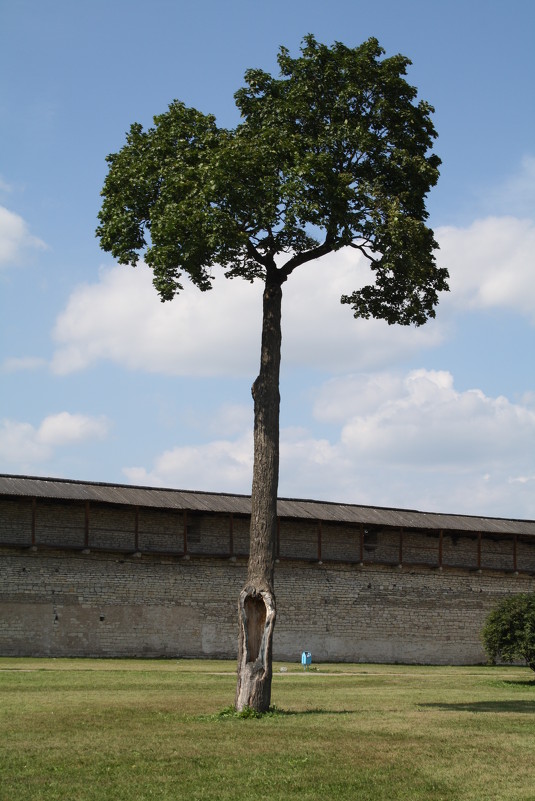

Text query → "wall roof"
[1,473,534,537]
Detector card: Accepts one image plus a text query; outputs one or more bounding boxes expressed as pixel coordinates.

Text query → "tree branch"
[349,240,378,263]
[277,242,331,281]
[277,229,338,281]
[246,240,271,270]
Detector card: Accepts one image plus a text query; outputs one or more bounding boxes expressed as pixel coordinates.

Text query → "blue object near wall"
[301,651,312,669]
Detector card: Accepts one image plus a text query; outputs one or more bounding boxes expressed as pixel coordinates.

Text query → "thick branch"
[278,237,335,281]
[246,240,273,271]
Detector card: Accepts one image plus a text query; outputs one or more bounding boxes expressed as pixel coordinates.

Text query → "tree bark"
[235,268,282,712]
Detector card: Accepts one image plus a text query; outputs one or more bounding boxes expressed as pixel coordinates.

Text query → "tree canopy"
[97,35,448,323]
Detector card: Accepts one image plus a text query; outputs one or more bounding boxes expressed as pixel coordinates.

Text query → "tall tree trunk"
[235,269,282,712]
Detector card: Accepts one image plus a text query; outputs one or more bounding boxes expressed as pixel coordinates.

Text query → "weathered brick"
[1,495,534,663]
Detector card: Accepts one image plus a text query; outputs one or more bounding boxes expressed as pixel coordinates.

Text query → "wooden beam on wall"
[182,510,188,556]
[84,501,90,549]
[229,513,234,558]
[31,497,36,546]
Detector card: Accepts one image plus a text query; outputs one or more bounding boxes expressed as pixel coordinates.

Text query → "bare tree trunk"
[235,269,282,712]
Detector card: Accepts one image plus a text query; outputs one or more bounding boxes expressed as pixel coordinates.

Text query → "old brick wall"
[1,496,534,663]
[1,547,533,663]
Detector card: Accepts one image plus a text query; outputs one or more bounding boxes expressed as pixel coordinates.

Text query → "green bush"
[482,594,535,671]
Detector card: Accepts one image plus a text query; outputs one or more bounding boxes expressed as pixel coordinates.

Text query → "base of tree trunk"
[235,587,276,712]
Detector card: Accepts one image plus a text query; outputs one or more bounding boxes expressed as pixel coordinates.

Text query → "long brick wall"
[1,496,534,663]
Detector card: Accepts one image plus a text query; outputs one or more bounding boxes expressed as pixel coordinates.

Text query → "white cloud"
[203,404,252,438]
[51,263,263,376]
[37,412,110,447]
[123,431,254,492]
[282,249,444,371]
[51,254,445,377]
[436,216,535,320]
[0,421,50,465]
[0,413,110,470]
[304,370,535,517]
[122,369,535,519]
[509,474,535,486]
[333,369,535,468]
[50,152,535,378]
[2,356,47,373]
[313,372,403,422]
[0,205,46,267]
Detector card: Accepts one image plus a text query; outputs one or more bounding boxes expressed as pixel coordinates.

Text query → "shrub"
[482,594,535,671]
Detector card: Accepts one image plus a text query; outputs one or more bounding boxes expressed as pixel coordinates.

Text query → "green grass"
[1,659,534,801]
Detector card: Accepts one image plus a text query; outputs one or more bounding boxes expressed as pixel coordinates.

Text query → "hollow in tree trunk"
[235,269,282,712]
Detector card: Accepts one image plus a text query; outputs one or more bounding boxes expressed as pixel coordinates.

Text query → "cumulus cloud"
[329,369,535,468]
[49,151,535,376]
[122,369,535,519]
[299,369,535,516]
[123,431,254,492]
[37,412,110,447]
[436,216,535,320]
[0,412,110,470]
[50,218,533,380]
[51,264,263,376]
[282,249,444,371]
[0,421,51,466]
[0,205,46,267]
[51,253,444,377]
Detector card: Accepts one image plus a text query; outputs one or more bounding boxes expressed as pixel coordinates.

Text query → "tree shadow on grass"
[500,679,535,687]
[272,708,357,716]
[421,701,535,714]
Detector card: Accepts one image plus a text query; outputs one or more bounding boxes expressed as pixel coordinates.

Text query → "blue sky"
[1,0,534,518]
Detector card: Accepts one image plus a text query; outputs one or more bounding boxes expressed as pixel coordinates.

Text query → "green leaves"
[340,200,447,326]
[482,594,535,671]
[97,35,448,324]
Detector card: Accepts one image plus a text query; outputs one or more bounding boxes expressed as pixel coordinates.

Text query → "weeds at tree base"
[216,705,284,720]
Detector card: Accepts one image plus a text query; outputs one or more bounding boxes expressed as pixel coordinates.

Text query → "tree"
[482,594,535,671]
[96,35,448,711]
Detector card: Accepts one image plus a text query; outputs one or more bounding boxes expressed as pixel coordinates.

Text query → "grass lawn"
[0,658,534,801]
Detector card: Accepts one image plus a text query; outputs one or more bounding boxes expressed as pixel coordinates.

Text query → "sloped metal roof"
[1,473,534,537]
